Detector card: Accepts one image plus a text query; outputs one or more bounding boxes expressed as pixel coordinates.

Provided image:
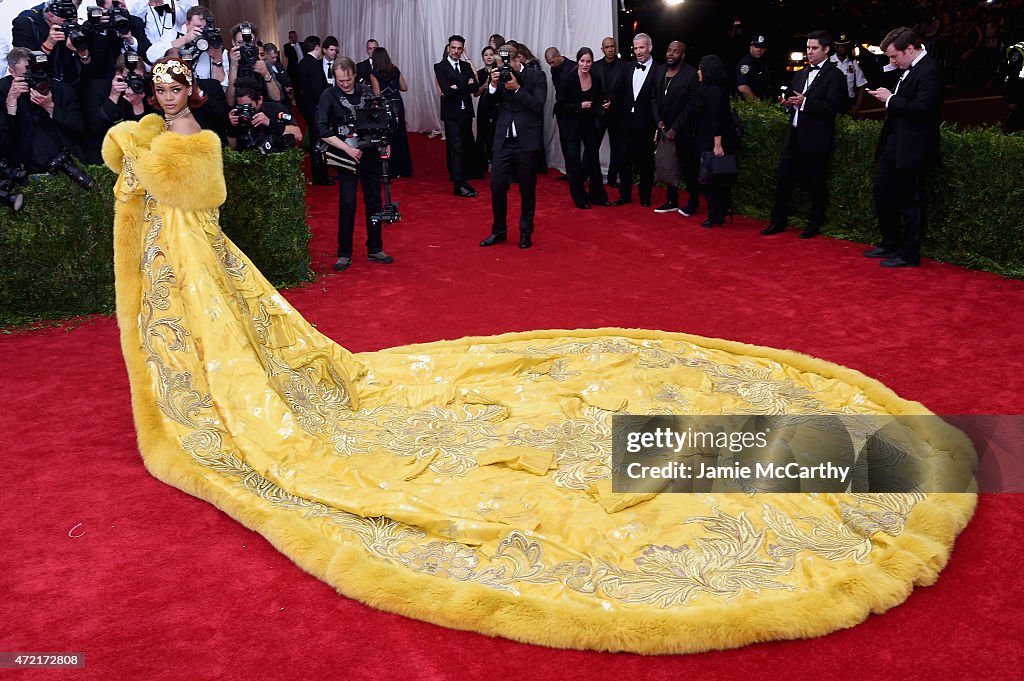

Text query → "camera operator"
[160,6,227,88]
[0,47,84,173]
[226,76,300,152]
[317,57,394,272]
[139,0,192,65]
[225,21,280,107]
[12,0,89,84]
[164,46,228,141]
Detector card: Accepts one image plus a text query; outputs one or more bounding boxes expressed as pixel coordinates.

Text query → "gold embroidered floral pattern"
[377,404,505,476]
[510,406,612,489]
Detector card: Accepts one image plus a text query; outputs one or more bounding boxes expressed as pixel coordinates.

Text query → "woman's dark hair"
[517,42,539,64]
[372,46,395,81]
[698,54,728,85]
[147,56,207,111]
[576,47,594,62]
[489,33,505,48]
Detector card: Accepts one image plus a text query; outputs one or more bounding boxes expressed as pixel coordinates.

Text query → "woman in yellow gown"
[102,58,976,654]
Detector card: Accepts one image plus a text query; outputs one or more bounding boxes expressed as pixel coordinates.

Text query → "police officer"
[316,56,394,272]
[830,34,868,115]
[736,34,772,101]
[1005,41,1024,134]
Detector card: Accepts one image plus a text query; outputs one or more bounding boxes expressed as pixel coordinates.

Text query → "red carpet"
[2,133,1022,679]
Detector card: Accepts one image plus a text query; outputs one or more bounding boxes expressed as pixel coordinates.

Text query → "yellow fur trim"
[134,124,226,210]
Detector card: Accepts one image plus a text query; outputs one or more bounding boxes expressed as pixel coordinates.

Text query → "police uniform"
[830,35,867,112]
[735,36,772,100]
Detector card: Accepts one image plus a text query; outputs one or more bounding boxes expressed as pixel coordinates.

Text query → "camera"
[0,160,28,212]
[237,22,259,68]
[235,103,256,126]
[177,43,200,64]
[47,0,78,20]
[85,5,132,36]
[193,26,223,52]
[25,51,51,95]
[779,85,793,100]
[353,95,396,146]
[122,51,145,93]
[258,133,295,155]
[48,152,96,190]
[497,46,514,83]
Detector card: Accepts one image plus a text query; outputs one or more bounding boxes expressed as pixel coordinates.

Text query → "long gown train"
[103,115,975,655]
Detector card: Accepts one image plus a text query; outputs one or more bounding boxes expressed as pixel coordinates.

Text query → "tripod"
[371,143,401,227]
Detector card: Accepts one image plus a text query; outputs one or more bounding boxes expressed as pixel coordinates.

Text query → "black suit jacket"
[356,58,373,87]
[491,67,547,153]
[296,54,328,124]
[554,68,605,138]
[651,62,699,136]
[592,57,628,125]
[876,54,944,168]
[625,59,658,132]
[12,9,81,84]
[434,58,477,121]
[784,60,848,153]
[0,75,83,172]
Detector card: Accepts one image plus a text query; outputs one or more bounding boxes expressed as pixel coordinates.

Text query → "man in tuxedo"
[479,44,546,249]
[761,30,847,239]
[612,32,657,206]
[283,30,302,83]
[295,35,331,185]
[434,34,479,197]
[320,36,339,88]
[356,38,377,86]
[865,27,943,267]
[651,40,700,215]
[592,36,626,188]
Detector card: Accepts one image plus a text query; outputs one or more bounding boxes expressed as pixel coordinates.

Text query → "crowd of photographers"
[1,0,303,210]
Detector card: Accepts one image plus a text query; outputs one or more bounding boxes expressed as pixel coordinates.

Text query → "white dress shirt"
[631,57,653,109]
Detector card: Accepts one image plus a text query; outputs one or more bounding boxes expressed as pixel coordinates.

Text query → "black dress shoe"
[592,199,612,207]
[479,233,507,247]
[799,228,820,239]
[454,185,478,198]
[611,197,632,206]
[700,219,722,228]
[556,175,570,182]
[574,202,591,209]
[640,199,651,207]
[760,224,785,235]
[519,234,532,249]
[880,256,919,268]
[863,246,896,258]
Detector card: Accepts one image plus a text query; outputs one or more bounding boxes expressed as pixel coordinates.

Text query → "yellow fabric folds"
[103,116,977,655]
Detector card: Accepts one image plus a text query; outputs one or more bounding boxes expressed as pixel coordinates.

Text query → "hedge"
[0,147,310,328]
[732,100,1024,278]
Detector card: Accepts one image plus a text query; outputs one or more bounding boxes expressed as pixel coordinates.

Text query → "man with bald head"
[544,46,576,91]
[652,40,700,215]
[612,33,658,206]
[592,36,627,189]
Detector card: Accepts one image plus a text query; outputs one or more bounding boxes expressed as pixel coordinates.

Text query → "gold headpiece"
[152,60,193,86]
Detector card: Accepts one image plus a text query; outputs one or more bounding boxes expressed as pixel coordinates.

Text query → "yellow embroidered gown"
[103,115,975,654]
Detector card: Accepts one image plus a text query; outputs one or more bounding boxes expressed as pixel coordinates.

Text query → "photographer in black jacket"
[0,47,84,173]
[316,57,394,272]
[227,77,301,152]
[81,52,152,162]
[12,0,88,84]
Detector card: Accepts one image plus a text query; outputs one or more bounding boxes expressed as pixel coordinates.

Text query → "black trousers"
[303,105,329,183]
[443,108,474,186]
[563,118,608,206]
[665,137,700,208]
[617,116,655,202]
[873,151,928,263]
[601,117,624,186]
[490,139,538,235]
[770,129,830,229]
[337,151,383,257]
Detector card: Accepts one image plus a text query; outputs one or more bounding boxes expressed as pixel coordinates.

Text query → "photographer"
[81,0,150,79]
[317,57,394,272]
[262,43,293,111]
[162,6,227,88]
[139,0,192,65]
[0,47,84,172]
[226,76,300,152]
[12,0,88,84]
[80,51,151,163]
[225,21,280,107]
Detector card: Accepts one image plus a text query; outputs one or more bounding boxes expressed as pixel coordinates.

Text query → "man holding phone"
[864,27,943,268]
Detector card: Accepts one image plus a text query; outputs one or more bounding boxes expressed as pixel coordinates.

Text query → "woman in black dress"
[692,55,738,226]
[555,47,610,208]
[474,46,498,168]
[370,47,413,177]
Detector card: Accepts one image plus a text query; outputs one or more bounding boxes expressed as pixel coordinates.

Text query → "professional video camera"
[24,51,51,95]
[0,160,29,212]
[353,95,397,146]
[122,50,145,94]
[85,4,132,36]
[497,45,515,83]
[48,152,96,190]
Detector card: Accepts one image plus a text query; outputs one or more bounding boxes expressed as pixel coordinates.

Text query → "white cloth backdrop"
[209,0,617,171]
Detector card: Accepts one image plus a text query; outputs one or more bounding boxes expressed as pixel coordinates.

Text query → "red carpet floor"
[2,134,1023,680]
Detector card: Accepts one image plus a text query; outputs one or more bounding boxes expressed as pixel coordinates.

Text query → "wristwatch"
[212,60,223,67]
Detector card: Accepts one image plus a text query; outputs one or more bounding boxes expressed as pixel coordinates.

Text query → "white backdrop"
[209,0,618,170]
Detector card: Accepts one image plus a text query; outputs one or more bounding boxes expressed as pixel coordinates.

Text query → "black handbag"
[698,151,738,184]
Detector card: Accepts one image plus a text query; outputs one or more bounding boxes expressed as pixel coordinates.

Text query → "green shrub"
[733,100,1024,278]
[0,148,310,327]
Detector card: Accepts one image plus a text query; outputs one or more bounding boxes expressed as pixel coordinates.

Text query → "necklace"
[164,108,193,129]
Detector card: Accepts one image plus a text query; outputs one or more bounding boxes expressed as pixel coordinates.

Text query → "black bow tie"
[635,63,646,71]
[808,64,821,71]
[153,3,171,15]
